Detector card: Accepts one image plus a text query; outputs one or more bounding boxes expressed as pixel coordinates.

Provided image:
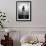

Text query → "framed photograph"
[16,1,31,21]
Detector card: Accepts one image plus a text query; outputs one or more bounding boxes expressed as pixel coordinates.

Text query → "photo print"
[16,1,31,21]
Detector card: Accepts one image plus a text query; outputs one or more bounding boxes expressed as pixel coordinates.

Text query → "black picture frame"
[16,1,31,21]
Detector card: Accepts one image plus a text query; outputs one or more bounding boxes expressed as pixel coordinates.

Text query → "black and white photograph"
[16,1,31,21]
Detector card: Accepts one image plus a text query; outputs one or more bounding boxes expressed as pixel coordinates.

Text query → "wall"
[0,31,20,46]
[0,31,46,46]
[0,0,46,28]
[0,0,46,46]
